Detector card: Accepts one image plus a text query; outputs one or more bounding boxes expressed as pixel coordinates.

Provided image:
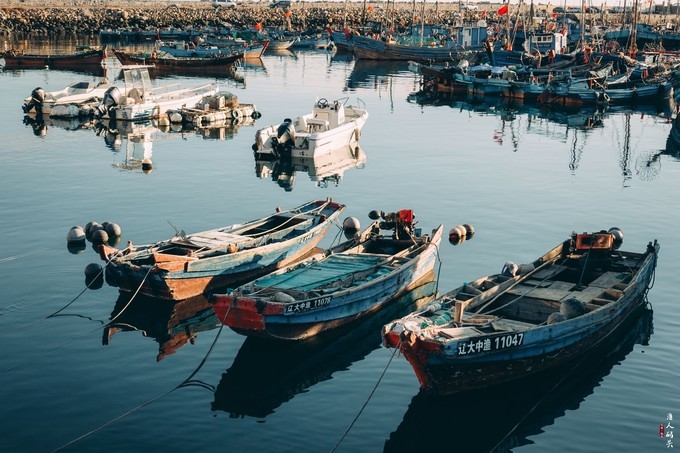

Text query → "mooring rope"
[329,344,400,453]
[53,294,238,451]
[2,265,153,374]
[0,247,52,264]
[0,248,129,337]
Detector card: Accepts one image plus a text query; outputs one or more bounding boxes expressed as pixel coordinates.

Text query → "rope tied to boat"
[53,293,230,452]
[329,339,401,453]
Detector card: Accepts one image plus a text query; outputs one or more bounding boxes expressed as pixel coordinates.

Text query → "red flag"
[498,4,509,15]
[254,22,262,31]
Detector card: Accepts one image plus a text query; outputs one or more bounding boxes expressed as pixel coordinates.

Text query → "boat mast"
[621,0,628,31]
[631,0,638,54]
[420,0,426,46]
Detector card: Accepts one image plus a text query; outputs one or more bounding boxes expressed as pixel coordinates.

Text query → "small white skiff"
[252,98,368,158]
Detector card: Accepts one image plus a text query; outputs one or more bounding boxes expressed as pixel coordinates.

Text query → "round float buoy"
[85,221,99,235]
[463,223,475,239]
[169,112,183,123]
[252,111,262,119]
[91,229,109,244]
[342,216,361,239]
[107,235,122,247]
[448,225,467,245]
[67,226,86,244]
[84,263,104,289]
[608,226,623,248]
[105,222,122,237]
[141,159,153,174]
[158,117,171,127]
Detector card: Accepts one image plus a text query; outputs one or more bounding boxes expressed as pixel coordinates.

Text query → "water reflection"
[103,292,218,362]
[254,144,366,191]
[634,114,680,181]
[385,306,654,453]
[211,277,437,418]
[346,60,419,91]
[22,114,95,137]
[409,93,675,181]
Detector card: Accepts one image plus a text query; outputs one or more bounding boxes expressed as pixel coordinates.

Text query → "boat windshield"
[124,68,153,93]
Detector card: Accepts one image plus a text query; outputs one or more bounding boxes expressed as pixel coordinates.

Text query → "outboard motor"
[368,209,416,240]
[94,86,122,119]
[271,118,295,156]
[22,87,46,114]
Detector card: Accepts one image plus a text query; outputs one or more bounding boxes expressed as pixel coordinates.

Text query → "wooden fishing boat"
[0,47,105,69]
[99,199,345,301]
[252,97,368,158]
[210,209,443,341]
[113,49,243,69]
[351,34,471,62]
[383,229,659,395]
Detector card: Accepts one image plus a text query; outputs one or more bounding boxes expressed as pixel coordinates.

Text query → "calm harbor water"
[1,43,679,452]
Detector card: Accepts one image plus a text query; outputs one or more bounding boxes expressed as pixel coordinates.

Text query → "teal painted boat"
[211,209,443,340]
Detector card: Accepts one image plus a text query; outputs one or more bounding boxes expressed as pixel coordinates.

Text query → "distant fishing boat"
[210,209,443,341]
[383,229,659,395]
[100,199,345,301]
[113,49,243,70]
[252,97,368,158]
[0,47,106,69]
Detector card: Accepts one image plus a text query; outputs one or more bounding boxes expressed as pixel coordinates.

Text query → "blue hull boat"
[383,229,659,395]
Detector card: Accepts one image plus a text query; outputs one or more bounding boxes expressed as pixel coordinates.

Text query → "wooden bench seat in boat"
[182,231,252,249]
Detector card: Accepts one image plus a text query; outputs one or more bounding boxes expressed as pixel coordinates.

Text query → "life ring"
[231,108,242,119]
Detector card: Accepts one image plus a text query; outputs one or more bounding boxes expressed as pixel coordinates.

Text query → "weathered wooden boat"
[94,66,220,121]
[383,229,659,395]
[351,34,472,62]
[385,307,654,452]
[113,49,243,69]
[210,209,443,341]
[99,199,345,301]
[252,97,368,158]
[22,78,113,116]
[0,47,105,69]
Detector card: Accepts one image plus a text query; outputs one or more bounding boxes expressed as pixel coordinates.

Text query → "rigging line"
[329,345,398,453]
[2,266,153,374]
[53,320,227,452]
[0,247,52,264]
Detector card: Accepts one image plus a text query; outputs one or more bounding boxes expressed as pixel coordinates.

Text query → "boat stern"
[210,293,283,332]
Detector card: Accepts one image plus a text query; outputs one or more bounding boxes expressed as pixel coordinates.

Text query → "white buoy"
[169,111,183,123]
[342,216,361,238]
[158,117,171,127]
[67,226,86,244]
[448,225,466,245]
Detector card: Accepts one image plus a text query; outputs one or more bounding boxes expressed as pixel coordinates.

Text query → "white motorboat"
[253,98,368,158]
[94,66,219,121]
[22,78,113,117]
